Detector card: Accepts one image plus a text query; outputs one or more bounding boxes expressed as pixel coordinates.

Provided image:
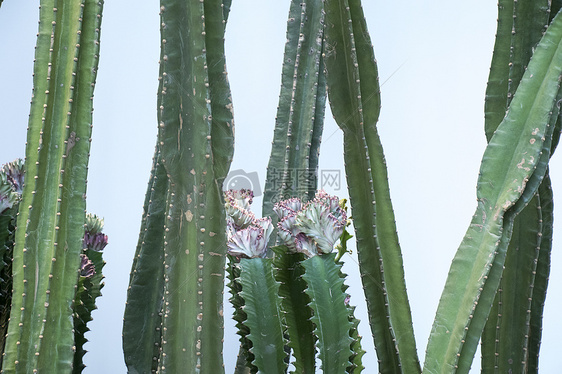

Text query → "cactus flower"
[0,175,17,214]
[274,190,346,256]
[79,254,95,278]
[2,159,24,194]
[227,221,273,259]
[83,231,108,252]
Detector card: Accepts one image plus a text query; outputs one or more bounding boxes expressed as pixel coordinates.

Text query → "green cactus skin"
[423,10,562,373]
[73,242,105,373]
[323,0,420,373]
[1,0,103,372]
[271,246,315,373]
[0,206,16,366]
[122,148,168,373]
[480,2,560,372]
[238,258,288,373]
[227,257,256,373]
[300,253,353,373]
[123,0,234,372]
[527,175,554,372]
[262,0,326,224]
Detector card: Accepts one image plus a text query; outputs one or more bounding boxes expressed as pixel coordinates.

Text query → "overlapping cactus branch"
[424,7,562,373]
[2,0,103,372]
[480,2,562,372]
[122,0,234,372]
[323,0,420,372]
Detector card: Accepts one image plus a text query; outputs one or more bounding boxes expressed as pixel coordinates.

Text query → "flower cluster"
[81,213,108,278]
[225,189,273,259]
[274,190,346,257]
[0,159,24,214]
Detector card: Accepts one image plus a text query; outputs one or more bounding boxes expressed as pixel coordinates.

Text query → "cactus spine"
[122,0,234,372]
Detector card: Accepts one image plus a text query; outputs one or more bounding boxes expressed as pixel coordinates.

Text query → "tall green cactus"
[122,0,234,372]
[424,8,562,373]
[480,2,562,372]
[262,0,326,223]
[322,0,420,372]
[1,0,103,372]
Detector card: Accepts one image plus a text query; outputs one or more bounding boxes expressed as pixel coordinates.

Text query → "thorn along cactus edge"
[3,0,562,373]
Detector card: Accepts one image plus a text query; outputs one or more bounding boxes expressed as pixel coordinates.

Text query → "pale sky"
[1,1,562,373]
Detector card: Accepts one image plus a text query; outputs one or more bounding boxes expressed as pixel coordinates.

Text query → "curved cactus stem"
[527,174,554,372]
[484,0,550,141]
[323,0,420,372]
[300,253,353,373]
[149,0,234,372]
[238,258,288,373]
[481,2,559,372]
[0,205,16,365]
[2,0,103,372]
[122,148,168,373]
[423,10,562,373]
[263,0,327,232]
[272,245,315,373]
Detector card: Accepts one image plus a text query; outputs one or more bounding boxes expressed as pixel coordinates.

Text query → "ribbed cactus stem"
[123,1,234,372]
[263,0,326,231]
[2,0,103,372]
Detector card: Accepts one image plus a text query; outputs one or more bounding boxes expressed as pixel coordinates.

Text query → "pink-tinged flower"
[224,189,257,230]
[2,159,24,194]
[84,231,108,252]
[0,176,17,214]
[296,200,346,254]
[225,203,256,231]
[273,198,302,220]
[227,222,272,259]
[314,190,341,215]
[225,189,254,210]
[85,213,104,235]
[80,254,95,278]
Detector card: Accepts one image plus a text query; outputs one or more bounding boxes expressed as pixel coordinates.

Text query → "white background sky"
[1,1,562,373]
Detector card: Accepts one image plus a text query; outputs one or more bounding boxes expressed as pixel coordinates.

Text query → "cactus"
[1,0,103,372]
[72,214,107,373]
[225,190,362,373]
[480,2,562,372]
[322,0,420,372]
[262,0,327,226]
[424,8,562,373]
[122,0,234,372]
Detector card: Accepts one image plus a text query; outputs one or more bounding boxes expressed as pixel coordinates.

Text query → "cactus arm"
[323,0,420,372]
[238,258,288,373]
[527,174,553,372]
[484,0,550,141]
[222,0,231,25]
[271,246,315,373]
[263,0,326,223]
[423,11,562,373]
[300,253,353,373]
[347,305,365,374]
[156,0,232,372]
[481,195,542,373]
[2,0,103,372]
[122,151,168,373]
[206,0,234,184]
